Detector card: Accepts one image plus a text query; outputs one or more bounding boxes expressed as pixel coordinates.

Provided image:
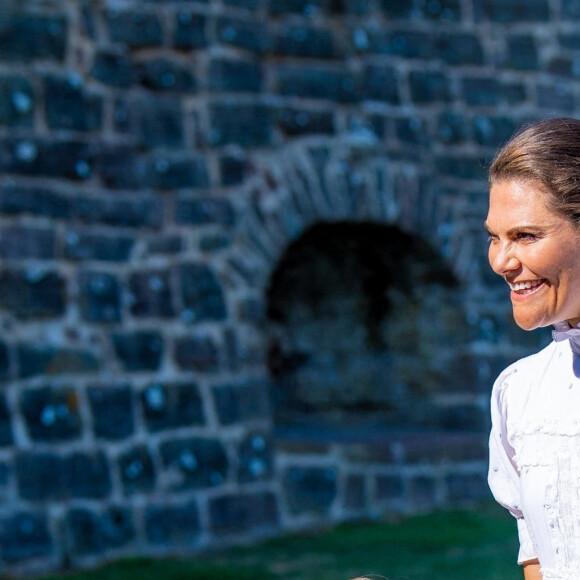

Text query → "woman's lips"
[509,279,546,298]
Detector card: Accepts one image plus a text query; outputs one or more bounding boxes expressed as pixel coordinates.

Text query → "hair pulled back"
[489,117,580,227]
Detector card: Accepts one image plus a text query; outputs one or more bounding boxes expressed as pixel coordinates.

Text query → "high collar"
[552,320,580,355]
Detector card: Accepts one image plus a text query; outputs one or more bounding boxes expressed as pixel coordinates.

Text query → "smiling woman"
[486,118,580,580]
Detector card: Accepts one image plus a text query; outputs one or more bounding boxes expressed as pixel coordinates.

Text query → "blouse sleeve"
[488,369,536,565]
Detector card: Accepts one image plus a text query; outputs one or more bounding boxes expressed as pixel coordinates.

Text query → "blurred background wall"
[0,0,564,575]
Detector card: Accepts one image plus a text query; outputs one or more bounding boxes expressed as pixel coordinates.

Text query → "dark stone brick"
[473,116,517,146]
[380,0,460,20]
[145,500,200,544]
[0,512,52,562]
[0,227,55,260]
[0,75,35,127]
[44,75,103,131]
[90,50,136,87]
[547,57,578,77]
[0,270,65,320]
[276,107,335,136]
[560,0,580,19]
[209,103,272,147]
[112,331,163,372]
[137,98,185,149]
[75,195,163,229]
[282,466,337,514]
[435,155,487,180]
[88,385,134,440]
[0,394,13,446]
[117,445,156,495]
[409,476,436,506]
[199,233,232,252]
[559,32,580,50]
[461,77,501,106]
[506,35,538,70]
[375,474,404,500]
[474,0,549,21]
[159,438,228,490]
[216,17,270,54]
[105,10,162,48]
[129,270,174,318]
[409,70,450,103]
[212,379,271,425]
[17,343,99,379]
[445,472,489,501]
[65,507,134,556]
[64,452,112,499]
[209,491,278,534]
[0,139,94,181]
[96,147,146,190]
[65,231,134,262]
[437,33,484,65]
[537,83,575,112]
[174,336,220,373]
[142,382,205,432]
[368,30,436,59]
[276,66,359,103]
[268,0,326,15]
[437,111,470,144]
[237,432,273,483]
[219,152,249,186]
[238,298,266,326]
[149,156,209,190]
[79,271,121,323]
[179,263,227,321]
[0,185,72,219]
[395,116,429,145]
[344,474,366,510]
[176,198,235,226]
[225,0,261,9]
[148,235,183,255]
[0,14,67,62]
[136,58,197,92]
[20,386,81,442]
[274,24,334,58]
[208,59,263,93]
[173,12,208,49]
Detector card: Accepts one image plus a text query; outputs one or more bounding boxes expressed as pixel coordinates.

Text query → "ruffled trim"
[552,321,580,354]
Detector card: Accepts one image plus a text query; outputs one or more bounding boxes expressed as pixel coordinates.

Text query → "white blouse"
[489,323,580,580]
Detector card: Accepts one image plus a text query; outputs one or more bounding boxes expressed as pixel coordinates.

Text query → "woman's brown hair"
[489,117,580,227]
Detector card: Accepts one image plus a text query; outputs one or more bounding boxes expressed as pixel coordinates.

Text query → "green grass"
[41,502,522,580]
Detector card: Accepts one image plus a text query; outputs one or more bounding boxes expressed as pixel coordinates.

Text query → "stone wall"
[0,0,565,575]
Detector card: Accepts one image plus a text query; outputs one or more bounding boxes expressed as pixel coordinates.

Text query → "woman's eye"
[517,232,537,241]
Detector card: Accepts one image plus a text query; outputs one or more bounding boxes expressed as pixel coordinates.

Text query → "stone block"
[225,0,260,9]
[437,33,484,65]
[474,0,549,21]
[20,386,82,442]
[219,152,248,185]
[380,0,460,20]
[64,452,112,499]
[173,12,208,49]
[88,385,134,440]
[212,379,270,425]
[174,336,220,373]
[276,107,335,136]
[96,146,147,190]
[0,74,35,127]
[112,331,163,372]
[216,17,270,53]
[0,226,55,260]
[445,472,489,502]
[43,75,103,132]
[461,77,502,106]
[137,97,185,149]
[75,195,163,229]
[141,382,205,432]
[395,116,429,145]
[159,437,228,490]
[409,70,450,103]
[237,432,273,483]
[435,155,486,180]
[409,475,436,506]
[209,102,272,146]
[273,24,335,58]
[65,506,134,556]
[129,270,173,318]
[199,233,232,252]
[105,10,163,48]
[149,156,209,190]
[65,231,134,261]
[17,343,99,378]
[0,138,94,181]
[90,50,136,88]
[176,198,235,226]
[117,445,156,495]
[0,511,52,562]
[0,394,13,446]
[136,58,198,92]
[537,83,575,112]
[559,32,580,49]
[436,111,469,144]
[506,35,538,70]
[208,59,263,93]
[147,235,183,255]
[473,115,517,146]
[0,185,72,219]
[209,491,278,534]
[344,474,366,510]
[282,466,337,514]
[375,474,404,500]
[0,13,67,62]
[178,263,227,321]
[276,66,360,103]
[145,500,200,544]
[79,271,121,323]
[368,30,436,59]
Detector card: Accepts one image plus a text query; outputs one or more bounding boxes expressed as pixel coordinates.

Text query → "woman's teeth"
[509,279,544,292]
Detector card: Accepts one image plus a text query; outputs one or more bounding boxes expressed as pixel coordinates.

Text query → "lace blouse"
[488,322,580,580]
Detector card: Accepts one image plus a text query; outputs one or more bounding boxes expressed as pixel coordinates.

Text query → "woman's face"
[486,179,580,330]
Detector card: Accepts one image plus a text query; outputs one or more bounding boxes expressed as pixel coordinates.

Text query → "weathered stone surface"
[129,270,174,318]
[282,466,337,514]
[237,432,273,483]
[117,445,156,495]
[174,335,220,372]
[212,380,270,425]
[79,271,121,323]
[178,263,227,322]
[209,491,278,534]
[145,500,200,544]
[88,385,134,440]
[0,512,52,562]
[17,344,99,378]
[0,394,13,446]
[0,74,35,127]
[112,331,163,372]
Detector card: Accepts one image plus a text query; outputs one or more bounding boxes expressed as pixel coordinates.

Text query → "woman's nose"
[489,243,521,276]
